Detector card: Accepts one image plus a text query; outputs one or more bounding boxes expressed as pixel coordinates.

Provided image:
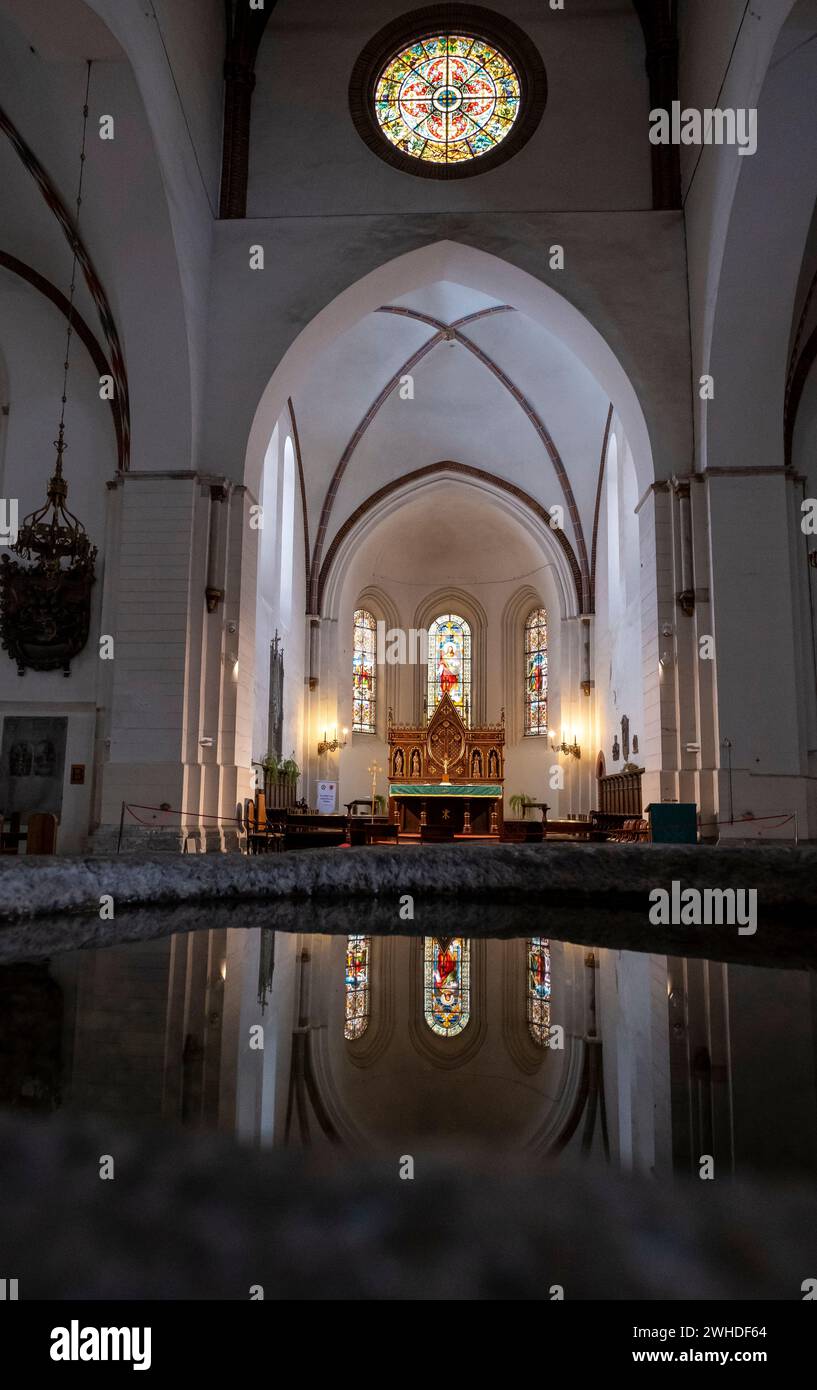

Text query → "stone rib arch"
[319,465,583,622]
[243,240,658,506]
[303,299,596,614]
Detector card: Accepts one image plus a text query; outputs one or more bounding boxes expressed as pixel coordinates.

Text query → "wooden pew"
[283,812,348,850]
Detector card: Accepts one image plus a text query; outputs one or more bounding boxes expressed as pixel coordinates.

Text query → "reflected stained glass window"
[524,607,548,735]
[424,937,470,1037]
[527,937,551,1046]
[427,613,471,722]
[345,935,370,1040]
[353,609,376,733]
[374,34,521,166]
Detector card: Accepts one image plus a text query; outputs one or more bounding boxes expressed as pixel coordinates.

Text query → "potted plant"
[509,793,536,819]
[258,751,301,809]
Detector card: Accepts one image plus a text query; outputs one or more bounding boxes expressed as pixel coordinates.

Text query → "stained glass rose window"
[374,34,520,166]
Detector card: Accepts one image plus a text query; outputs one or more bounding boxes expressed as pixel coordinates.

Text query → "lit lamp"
[551,730,581,760]
[317,726,348,755]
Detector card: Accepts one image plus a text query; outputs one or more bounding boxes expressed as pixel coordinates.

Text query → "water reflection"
[1,925,816,1182]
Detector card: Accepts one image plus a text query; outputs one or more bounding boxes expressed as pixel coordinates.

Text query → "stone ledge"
[1,843,816,922]
[0,844,816,969]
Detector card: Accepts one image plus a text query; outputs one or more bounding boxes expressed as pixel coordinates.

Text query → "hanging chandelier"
[0,63,98,677]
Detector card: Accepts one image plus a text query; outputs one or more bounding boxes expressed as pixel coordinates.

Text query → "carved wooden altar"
[388,692,505,783]
[387,693,505,836]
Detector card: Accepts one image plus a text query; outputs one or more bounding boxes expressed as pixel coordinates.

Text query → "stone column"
[95,472,257,852]
[637,483,679,809]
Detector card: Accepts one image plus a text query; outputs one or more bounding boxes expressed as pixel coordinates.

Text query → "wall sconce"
[659,622,675,668]
[551,733,581,760]
[318,727,348,756]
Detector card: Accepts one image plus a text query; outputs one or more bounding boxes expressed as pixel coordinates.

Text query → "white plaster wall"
[249,0,652,217]
[593,427,645,776]
[0,11,198,471]
[601,948,672,1176]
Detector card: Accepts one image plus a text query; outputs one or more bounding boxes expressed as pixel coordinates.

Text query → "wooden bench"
[605,817,650,843]
[588,811,649,842]
[282,812,348,851]
[543,819,592,840]
[502,819,545,842]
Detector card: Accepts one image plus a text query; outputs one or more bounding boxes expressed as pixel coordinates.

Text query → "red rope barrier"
[123,802,242,827]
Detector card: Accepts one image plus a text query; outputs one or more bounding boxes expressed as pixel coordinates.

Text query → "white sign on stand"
[317,781,337,814]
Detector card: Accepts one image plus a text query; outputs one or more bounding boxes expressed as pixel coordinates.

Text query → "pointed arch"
[243,240,658,507]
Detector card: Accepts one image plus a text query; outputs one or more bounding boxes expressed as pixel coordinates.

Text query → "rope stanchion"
[116,801,246,853]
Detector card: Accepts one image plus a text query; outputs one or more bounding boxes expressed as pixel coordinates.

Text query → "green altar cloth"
[389,784,501,798]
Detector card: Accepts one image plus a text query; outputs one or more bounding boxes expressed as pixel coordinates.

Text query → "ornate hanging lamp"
[0,63,98,677]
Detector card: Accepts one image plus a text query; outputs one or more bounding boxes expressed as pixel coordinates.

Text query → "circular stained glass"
[374,34,521,166]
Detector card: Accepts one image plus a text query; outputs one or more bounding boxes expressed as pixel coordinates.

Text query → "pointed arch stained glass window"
[427,613,471,722]
[527,937,551,1046]
[374,35,521,166]
[424,937,470,1037]
[353,609,376,733]
[524,607,548,735]
[344,935,370,1040]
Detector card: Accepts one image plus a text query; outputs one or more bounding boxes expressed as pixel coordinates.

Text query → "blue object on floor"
[647,803,698,844]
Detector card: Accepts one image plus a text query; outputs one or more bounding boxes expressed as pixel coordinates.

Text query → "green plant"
[260,751,301,780]
[509,793,536,819]
[280,752,300,779]
[373,794,386,813]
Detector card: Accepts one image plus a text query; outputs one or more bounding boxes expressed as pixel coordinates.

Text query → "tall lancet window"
[353,609,376,733]
[524,607,548,735]
[424,937,470,1036]
[427,613,471,723]
[344,935,371,1039]
[527,937,551,1046]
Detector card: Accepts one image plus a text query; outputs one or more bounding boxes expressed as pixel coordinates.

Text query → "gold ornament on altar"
[387,692,505,787]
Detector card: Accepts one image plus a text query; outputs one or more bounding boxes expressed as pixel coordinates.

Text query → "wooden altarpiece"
[387,693,505,837]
